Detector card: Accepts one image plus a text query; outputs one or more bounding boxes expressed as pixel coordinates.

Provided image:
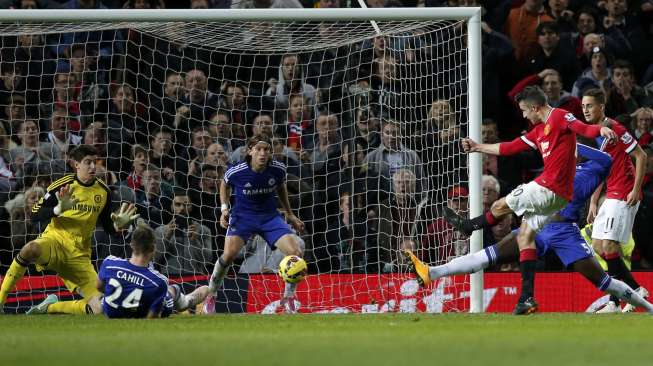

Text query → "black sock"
[518,260,536,303]
[606,257,640,291]
[468,211,498,232]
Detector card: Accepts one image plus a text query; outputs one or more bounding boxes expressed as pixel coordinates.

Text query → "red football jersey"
[599,118,638,201]
[520,108,579,201]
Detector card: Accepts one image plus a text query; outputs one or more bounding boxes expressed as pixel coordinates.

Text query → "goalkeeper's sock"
[48,299,90,314]
[518,249,537,303]
[468,211,500,232]
[283,282,298,299]
[428,245,497,279]
[0,255,29,304]
[598,274,653,314]
[208,256,230,294]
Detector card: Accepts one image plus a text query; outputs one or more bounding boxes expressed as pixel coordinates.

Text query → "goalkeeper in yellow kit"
[0,145,139,314]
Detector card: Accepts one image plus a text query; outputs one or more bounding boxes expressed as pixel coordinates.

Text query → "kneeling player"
[97,223,209,318]
[406,144,653,314]
[205,134,305,313]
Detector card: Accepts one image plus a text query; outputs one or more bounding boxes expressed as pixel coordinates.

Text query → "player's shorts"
[33,230,101,299]
[591,198,640,243]
[505,181,567,232]
[226,213,293,249]
[535,222,594,267]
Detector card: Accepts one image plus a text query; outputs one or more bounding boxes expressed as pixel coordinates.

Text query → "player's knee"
[591,240,603,255]
[516,232,535,249]
[19,241,41,262]
[602,241,620,255]
[490,198,508,216]
[85,295,102,315]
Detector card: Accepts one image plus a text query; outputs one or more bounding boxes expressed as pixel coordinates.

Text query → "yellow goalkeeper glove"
[53,184,79,216]
[111,202,140,230]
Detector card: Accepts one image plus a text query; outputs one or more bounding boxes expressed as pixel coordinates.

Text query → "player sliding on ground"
[204,133,306,314]
[441,86,616,313]
[406,144,653,314]
[582,88,649,313]
[0,145,139,314]
[97,222,209,318]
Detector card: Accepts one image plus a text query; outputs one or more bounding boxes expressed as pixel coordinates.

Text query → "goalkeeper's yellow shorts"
[33,230,101,299]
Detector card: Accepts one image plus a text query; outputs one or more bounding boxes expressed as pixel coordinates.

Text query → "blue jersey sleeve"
[577,143,612,174]
[148,284,167,316]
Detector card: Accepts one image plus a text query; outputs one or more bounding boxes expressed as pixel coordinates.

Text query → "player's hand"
[587,202,598,223]
[111,202,140,230]
[220,209,230,229]
[54,184,80,215]
[626,190,640,206]
[461,138,478,153]
[599,126,617,143]
[287,214,305,235]
[164,219,176,239]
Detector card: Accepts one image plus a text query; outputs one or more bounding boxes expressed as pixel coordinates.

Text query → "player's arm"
[277,183,305,234]
[568,120,617,140]
[588,181,604,223]
[219,178,232,229]
[146,286,167,319]
[627,144,647,205]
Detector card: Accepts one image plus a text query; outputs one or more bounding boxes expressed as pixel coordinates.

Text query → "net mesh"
[0,17,470,313]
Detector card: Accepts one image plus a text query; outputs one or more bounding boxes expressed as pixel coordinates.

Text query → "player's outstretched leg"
[170,284,210,313]
[26,294,59,315]
[573,258,653,314]
[275,234,304,314]
[443,198,511,236]
[405,232,519,287]
[0,241,42,312]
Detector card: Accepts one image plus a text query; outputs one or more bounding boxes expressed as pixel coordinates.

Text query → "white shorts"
[505,181,568,232]
[591,198,640,243]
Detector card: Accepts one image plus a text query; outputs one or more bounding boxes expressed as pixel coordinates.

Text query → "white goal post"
[0,7,483,313]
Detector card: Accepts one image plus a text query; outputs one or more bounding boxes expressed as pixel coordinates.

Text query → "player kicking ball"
[204,133,306,314]
[0,145,139,314]
[405,144,653,314]
[442,86,616,313]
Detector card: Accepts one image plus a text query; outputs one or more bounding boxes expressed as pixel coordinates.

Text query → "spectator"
[13,33,57,112]
[480,19,513,120]
[83,121,108,169]
[423,185,469,265]
[0,61,25,108]
[571,46,612,98]
[266,53,317,113]
[504,0,553,64]
[176,68,219,148]
[526,21,580,91]
[271,133,308,179]
[602,0,645,69]
[68,43,108,126]
[134,164,172,228]
[363,118,426,206]
[207,110,235,155]
[229,112,274,164]
[218,81,250,147]
[154,189,212,277]
[149,126,177,185]
[188,164,225,237]
[482,174,500,212]
[44,105,81,158]
[546,0,576,33]
[371,169,434,272]
[282,93,314,153]
[45,72,80,132]
[606,59,653,122]
[108,83,147,146]
[2,93,27,139]
[122,144,148,192]
[149,71,186,130]
[510,69,584,121]
[5,186,44,251]
[630,107,653,146]
[9,119,59,178]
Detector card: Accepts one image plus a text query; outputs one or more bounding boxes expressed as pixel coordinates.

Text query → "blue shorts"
[535,222,594,267]
[226,213,293,249]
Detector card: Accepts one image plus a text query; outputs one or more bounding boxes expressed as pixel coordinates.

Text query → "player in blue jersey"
[204,133,306,313]
[98,223,210,318]
[406,144,653,314]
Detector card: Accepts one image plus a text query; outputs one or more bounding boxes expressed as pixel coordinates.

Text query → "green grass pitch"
[2,313,652,366]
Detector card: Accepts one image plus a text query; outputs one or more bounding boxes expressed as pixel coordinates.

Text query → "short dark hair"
[151,126,173,138]
[536,21,559,35]
[612,59,635,77]
[69,145,97,162]
[514,85,547,106]
[173,188,188,198]
[582,88,606,105]
[131,222,155,254]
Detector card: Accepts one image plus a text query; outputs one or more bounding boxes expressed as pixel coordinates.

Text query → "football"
[278,255,308,284]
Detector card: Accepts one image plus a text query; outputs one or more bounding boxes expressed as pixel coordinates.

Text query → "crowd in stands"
[0,0,653,279]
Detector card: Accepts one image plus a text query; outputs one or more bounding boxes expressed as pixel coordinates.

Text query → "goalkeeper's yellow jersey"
[32,174,115,256]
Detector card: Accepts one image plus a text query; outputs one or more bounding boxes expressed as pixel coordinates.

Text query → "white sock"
[208,256,230,295]
[429,249,491,280]
[283,282,297,298]
[175,294,190,312]
[604,278,653,314]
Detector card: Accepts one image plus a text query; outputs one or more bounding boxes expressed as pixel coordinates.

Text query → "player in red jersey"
[582,88,649,313]
[444,86,616,314]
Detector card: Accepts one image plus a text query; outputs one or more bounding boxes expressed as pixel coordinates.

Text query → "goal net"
[0,9,480,314]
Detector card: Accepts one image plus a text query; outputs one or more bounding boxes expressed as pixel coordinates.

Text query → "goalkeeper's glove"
[111,202,140,230]
[53,185,79,216]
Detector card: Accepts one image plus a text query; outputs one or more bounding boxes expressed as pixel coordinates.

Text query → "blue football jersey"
[98,256,170,318]
[224,160,286,219]
[558,144,612,222]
